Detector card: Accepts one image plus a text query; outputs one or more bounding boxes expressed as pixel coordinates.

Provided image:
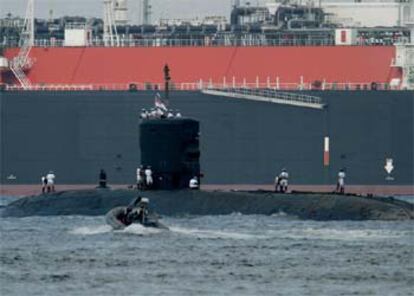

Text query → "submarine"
[2,66,413,221]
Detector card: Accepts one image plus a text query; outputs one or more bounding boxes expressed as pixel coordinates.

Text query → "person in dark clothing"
[99,169,107,188]
[119,210,132,225]
[41,176,47,193]
[140,167,146,189]
[127,196,142,210]
[124,196,149,225]
[135,198,149,224]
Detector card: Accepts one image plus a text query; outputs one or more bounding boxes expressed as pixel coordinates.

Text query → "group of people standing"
[274,169,289,193]
[40,166,346,195]
[41,171,56,193]
[136,165,153,190]
[140,108,182,120]
[274,168,347,194]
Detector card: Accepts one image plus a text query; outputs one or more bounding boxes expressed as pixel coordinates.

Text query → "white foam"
[70,225,112,235]
[270,210,293,218]
[170,226,267,240]
[70,223,164,236]
[120,223,163,235]
[276,227,404,241]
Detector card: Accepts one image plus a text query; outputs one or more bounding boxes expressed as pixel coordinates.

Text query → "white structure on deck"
[103,0,119,46]
[0,56,9,69]
[142,0,152,25]
[113,0,128,26]
[335,28,357,45]
[393,22,414,90]
[321,0,414,27]
[392,9,414,90]
[64,24,92,47]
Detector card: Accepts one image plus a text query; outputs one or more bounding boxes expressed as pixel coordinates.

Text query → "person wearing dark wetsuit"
[99,169,107,188]
[115,196,150,226]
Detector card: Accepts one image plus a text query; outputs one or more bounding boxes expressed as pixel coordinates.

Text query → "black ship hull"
[1,90,413,185]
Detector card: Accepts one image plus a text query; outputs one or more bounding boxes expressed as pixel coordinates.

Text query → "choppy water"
[1,196,413,296]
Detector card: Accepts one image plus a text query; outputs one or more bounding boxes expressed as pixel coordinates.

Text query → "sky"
[0,0,271,24]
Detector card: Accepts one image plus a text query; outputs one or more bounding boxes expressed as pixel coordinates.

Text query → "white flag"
[154,93,167,111]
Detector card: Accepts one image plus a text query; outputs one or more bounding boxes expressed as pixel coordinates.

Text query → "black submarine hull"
[2,189,413,221]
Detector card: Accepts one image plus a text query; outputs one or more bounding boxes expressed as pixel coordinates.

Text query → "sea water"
[0,196,413,296]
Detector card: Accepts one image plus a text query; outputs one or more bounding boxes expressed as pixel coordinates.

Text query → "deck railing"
[202,87,326,109]
[3,81,401,91]
[3,37,404,48]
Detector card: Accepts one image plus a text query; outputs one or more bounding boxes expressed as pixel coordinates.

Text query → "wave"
[170,226,267,240]
[120,223,163,235]
[0,196,19,207]
[274,227,409,241]
[70,223,164,236]
[70,225,112,235]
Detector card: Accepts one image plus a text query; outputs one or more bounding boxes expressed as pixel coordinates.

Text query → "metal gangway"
[201,87,326,110]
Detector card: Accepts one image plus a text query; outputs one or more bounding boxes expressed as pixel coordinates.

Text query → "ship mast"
[103,0,119,46]
[142,0,152,25]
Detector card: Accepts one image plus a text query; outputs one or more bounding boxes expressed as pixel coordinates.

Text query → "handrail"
[201,88,325,109]
[2,37,406,48]
[3,81,403,91]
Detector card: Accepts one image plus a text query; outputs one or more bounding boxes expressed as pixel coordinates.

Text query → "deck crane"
[10,0,34,90]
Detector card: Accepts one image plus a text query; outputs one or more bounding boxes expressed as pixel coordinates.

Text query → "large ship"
[0,0,413,191]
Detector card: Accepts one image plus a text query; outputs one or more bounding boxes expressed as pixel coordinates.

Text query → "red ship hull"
[3,46,400,85]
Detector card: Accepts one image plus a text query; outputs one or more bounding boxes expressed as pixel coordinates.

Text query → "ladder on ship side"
[201,88,326,110]
[10,61,32,89]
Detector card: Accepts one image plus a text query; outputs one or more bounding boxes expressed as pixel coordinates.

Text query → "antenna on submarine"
[164,64,171,102]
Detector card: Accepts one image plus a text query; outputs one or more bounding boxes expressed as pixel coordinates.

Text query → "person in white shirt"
[278,169,289,193]
[189,176,199,190]
[336,169,346,194]
[145,167,153,188]
[46,171,56,193]
[140,109,148,120]
[156,108,164,118]
[150,109,157,119]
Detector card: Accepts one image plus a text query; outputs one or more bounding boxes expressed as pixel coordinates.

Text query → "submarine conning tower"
[139,117,200,190]
[140,64,200,190]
